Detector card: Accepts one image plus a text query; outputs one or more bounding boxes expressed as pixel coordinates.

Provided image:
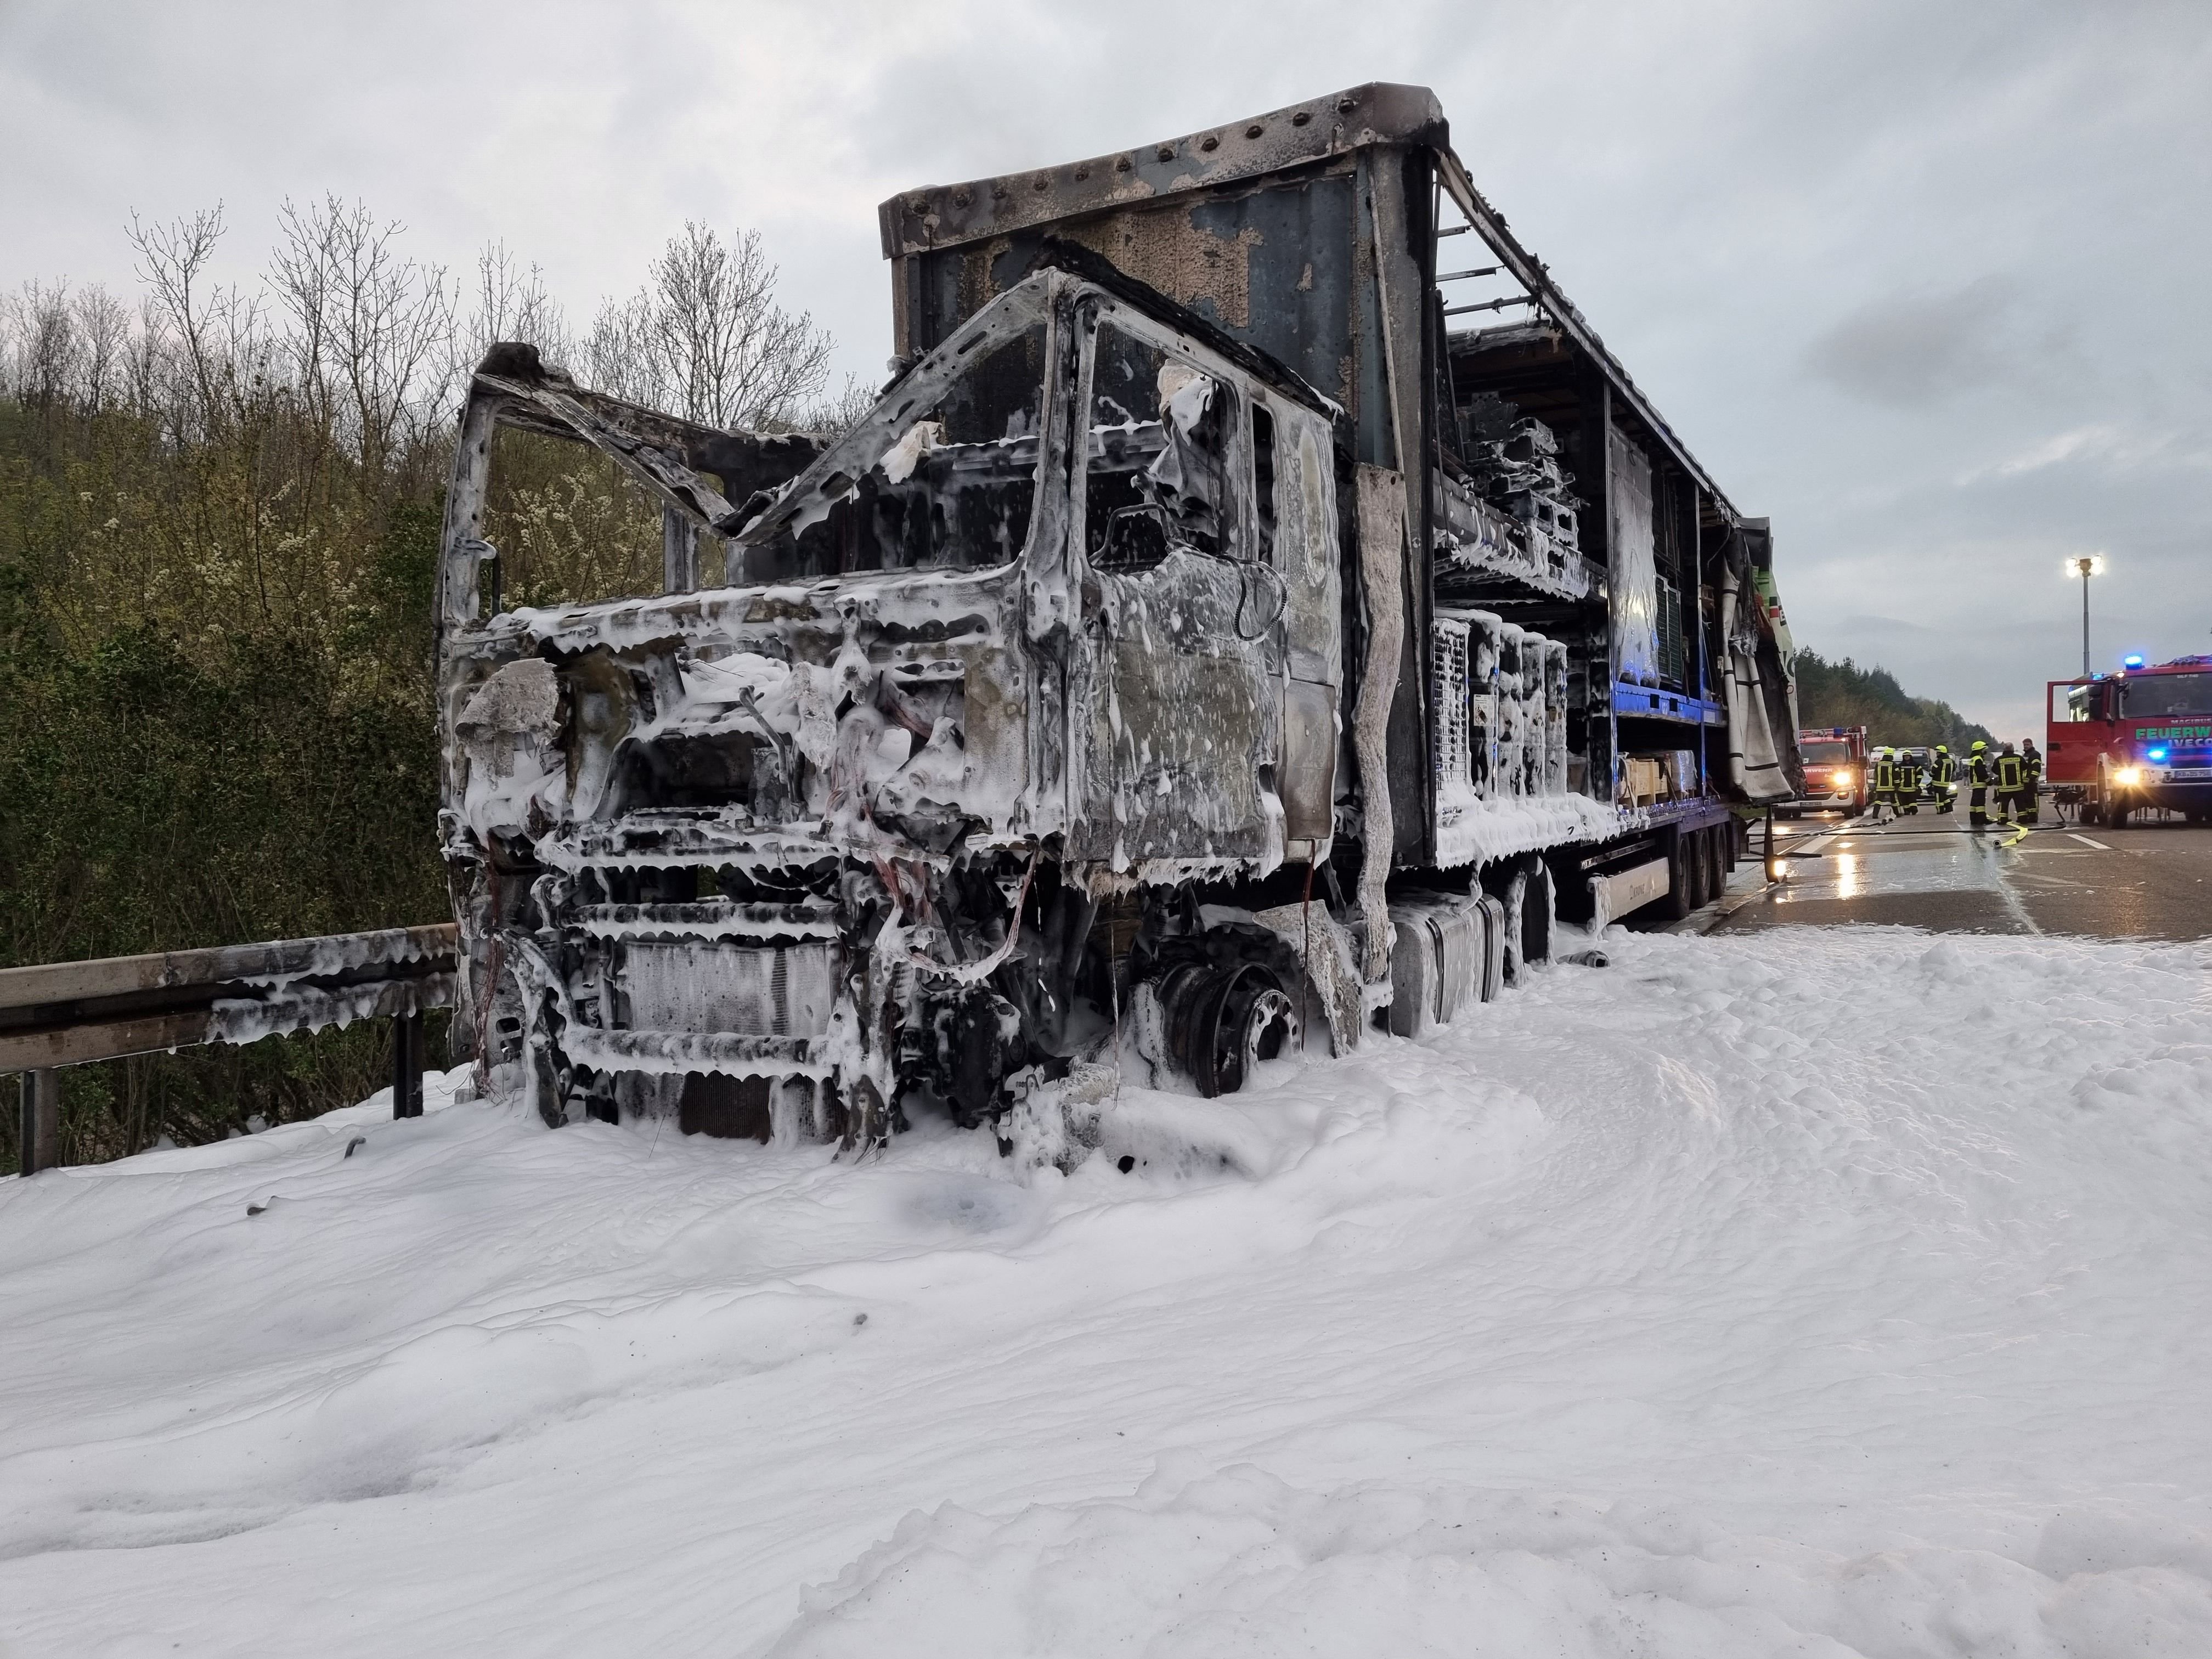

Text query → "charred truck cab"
[436,84,1801,1149]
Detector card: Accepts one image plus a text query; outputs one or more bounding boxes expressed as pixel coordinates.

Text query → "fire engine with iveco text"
[2048,655,2212,827]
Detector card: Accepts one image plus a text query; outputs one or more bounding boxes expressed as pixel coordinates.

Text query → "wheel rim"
[1197,963,1296,1097]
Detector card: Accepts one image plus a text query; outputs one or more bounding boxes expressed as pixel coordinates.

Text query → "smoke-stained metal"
[430,84,1798,1156]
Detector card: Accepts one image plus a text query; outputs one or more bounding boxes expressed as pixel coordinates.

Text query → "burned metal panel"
[1072,558,1285,870]
[1362,146,1437,866]
[880,83,1446,267]
[898,170,1365,446]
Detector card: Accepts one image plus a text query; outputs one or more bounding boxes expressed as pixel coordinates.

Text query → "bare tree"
[121,295,167,416]
[2,280,80,409]
[72,285,131,414]
[129,205,266,439]
[461,240,572,373]
[586,222,832,430]
[798,371,883,436]
[268,195,456,472]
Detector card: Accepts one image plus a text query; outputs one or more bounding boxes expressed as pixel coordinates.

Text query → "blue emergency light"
[2123,654,2146,669]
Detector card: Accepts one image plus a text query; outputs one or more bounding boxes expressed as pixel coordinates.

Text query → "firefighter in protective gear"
[1871,747,1896,820]
[1932,744,1956,814]
[2019,738,2044,825]
[1994,743,2028,827]
[1967,739,1993,830]
[1895,748,1923,815]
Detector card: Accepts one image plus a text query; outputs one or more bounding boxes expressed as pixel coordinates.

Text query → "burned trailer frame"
[435,82,1803,1150]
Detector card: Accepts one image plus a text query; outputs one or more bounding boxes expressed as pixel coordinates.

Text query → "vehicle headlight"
[1835,768,1854,787]
[2115,765,2143,787]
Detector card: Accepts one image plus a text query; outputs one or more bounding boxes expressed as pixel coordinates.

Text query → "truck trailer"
[433,84,1803,1148]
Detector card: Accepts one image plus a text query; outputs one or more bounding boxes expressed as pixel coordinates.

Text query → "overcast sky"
[4,0,2207,738]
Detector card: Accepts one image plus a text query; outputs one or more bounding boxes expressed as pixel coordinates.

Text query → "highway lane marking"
[1980,831,2046,936]
[2070,833,2113,850]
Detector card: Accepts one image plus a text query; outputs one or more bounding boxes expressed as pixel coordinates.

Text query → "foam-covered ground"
[4,927,2210,1656]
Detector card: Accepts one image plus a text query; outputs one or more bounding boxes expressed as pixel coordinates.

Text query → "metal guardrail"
[5,924,457,1176]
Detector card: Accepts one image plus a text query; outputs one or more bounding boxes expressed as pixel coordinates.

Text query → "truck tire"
[1159,958,1296,1097]
[1661,832,1694,922]
[1703,826,1728,904]
[1520,859,1554,966]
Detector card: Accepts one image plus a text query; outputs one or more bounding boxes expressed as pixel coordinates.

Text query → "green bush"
[0,397,449,1170]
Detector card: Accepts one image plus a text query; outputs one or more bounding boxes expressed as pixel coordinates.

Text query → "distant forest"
[1794,651,1995,750]
[1,202,858,1171]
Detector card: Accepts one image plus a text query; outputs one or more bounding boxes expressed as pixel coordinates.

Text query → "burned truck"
[434,83,1801,1147]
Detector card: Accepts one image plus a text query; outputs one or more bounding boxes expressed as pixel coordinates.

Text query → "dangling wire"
[1110,923,1124,1105]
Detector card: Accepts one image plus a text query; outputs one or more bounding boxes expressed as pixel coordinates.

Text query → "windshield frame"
[728,276,1064,581]
[2119,671,2212,721]
[1071,292,1259,577]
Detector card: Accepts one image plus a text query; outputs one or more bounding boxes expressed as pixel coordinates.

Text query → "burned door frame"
[1064,295,1292,876]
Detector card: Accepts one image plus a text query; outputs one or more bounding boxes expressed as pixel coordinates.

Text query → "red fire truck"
[1792,726,1870,815]
[2047,656,2212,827]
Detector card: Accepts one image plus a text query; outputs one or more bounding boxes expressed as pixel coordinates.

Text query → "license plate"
[2165,768,2212,780]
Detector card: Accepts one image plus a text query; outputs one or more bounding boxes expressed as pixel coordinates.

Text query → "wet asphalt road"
[1696,811,2212,942]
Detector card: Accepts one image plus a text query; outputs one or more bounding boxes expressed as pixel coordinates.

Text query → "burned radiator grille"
[616,941,837,1037]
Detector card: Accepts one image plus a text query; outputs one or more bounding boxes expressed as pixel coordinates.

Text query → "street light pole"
[2081,565,2091,677]
[2065,555,2106,678]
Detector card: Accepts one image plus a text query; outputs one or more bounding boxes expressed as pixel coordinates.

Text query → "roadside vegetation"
[1793,648,1993,752]
[1,204,847,1170]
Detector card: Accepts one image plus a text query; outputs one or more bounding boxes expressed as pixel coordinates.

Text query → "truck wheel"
[2108,803,2131,830]
[1690,830,1717,909]
[1520,860,1554,965]
[2082,803,2103,826]
[1662,832,1694,922]
[1165,960,1296,1098]
[1703,826,1728,903]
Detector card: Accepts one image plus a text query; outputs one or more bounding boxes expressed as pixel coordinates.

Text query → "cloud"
[1801,276,2019,408]
[1953,423,2212,485]
[1,0,2207,736]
